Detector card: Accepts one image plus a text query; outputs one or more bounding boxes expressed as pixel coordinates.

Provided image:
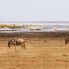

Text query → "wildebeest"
[8,37,26,50]
[65,38,69,45]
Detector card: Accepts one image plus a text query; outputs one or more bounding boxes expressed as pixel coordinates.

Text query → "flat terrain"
[0,32,69,69]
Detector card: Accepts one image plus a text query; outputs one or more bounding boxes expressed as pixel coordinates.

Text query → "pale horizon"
[0,21,69,25]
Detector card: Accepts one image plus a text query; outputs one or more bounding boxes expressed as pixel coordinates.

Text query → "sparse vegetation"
[0,24,22,28]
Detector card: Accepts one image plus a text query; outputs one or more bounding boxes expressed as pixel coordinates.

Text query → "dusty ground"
[0,36,68,69]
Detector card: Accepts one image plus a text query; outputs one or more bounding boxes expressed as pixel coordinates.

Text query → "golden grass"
[0,37,68,69]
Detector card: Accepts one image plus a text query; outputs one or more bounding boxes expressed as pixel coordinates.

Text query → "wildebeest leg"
[65,41,67,45]
[8,42,11,48]
[22,42,26,50]
[65,39,68,45]
[12,42,16,50]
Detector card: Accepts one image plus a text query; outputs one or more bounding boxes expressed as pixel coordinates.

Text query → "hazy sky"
[0,0,69,21]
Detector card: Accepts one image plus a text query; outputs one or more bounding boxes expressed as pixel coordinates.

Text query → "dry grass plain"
[0,36,68,69]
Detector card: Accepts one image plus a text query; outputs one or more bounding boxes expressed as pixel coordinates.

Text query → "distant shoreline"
[0,21,69,25]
